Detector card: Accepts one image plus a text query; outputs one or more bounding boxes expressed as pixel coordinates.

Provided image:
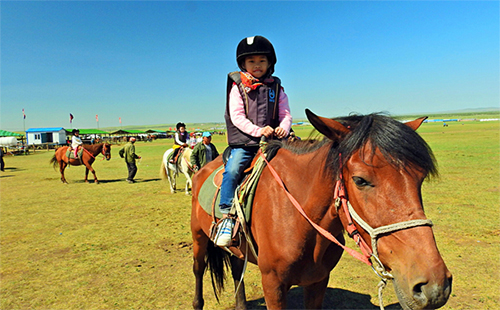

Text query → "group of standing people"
[116,122,219,184]
[170,122,219,170]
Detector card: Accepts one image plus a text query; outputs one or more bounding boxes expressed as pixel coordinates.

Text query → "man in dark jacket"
[190,132,219,172]
[119,137,141,183]
[0,147,5,172]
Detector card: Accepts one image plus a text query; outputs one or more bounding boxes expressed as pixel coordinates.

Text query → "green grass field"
[1,119,499,309]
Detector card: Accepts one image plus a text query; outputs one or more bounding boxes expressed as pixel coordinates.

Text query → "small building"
[26,127,67,145]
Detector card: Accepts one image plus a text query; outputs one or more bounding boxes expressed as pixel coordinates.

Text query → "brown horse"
[190,110,452,310]
[50,143,111,183]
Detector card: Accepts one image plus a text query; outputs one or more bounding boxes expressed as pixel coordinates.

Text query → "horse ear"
[306,109,350,141]
[405,116,428,131]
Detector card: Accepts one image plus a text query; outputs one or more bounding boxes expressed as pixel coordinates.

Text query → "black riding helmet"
[72,129,79,134]
[236,36,277,76]
[176,122,186,131]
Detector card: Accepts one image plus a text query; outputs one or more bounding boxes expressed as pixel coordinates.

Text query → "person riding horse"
[170,122,189,164]
[71,129,83,159]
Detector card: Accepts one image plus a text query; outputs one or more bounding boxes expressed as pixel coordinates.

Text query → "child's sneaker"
[214,218,234,247]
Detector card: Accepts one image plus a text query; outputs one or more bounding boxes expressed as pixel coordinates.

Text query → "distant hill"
[100,122,226,133]
[68,107,500,133]
[424,107,499,114]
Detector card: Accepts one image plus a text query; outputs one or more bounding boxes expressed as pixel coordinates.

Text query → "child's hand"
[274,127,287,139]
[261,126,274,138]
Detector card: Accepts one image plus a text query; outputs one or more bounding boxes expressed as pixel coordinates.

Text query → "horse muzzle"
[393,270,452,310]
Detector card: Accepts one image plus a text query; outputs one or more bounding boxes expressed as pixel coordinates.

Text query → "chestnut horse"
[50,143,111,183]
[190,110,452,310]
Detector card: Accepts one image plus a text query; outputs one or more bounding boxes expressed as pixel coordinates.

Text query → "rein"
[183,156,196,173]
[83,144,110,160]
[258,149,434,310]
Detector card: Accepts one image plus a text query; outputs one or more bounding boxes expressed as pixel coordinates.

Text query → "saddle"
[66,147,83,160]
[168,147,184,165]
[199,147,265,219]
[199,147,269,254]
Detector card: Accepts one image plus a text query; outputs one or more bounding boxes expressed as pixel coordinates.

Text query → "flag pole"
[22,108,26,132]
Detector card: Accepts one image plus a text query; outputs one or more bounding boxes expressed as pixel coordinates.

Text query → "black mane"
[267,113,437,179]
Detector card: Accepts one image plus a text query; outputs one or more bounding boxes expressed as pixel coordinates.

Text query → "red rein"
[258,150,372,266]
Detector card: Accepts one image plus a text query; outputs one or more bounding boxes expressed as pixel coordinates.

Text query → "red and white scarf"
[240,71,274,93]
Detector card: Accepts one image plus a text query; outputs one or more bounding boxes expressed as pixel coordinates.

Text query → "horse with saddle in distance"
[50,143,111,184]
[190,109,452,310]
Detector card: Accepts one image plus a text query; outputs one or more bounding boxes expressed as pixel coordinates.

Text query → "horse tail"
[49,153,59,169]
[206,240,231,302]
[160,160,168,180]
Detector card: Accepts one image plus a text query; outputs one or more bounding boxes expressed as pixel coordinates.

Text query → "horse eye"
[352,176,371,187]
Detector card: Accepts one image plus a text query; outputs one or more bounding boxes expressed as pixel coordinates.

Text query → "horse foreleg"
[84,164,98,184]
[230,256,247,310]
[261,272,290,309]
[192,229,209,310]
[184,173,192,195]
[303,276,329,309]
[167,165,176,193]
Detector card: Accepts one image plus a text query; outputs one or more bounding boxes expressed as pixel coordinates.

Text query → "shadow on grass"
[67,179,122,184]
[75,178,162,184]
[245,287,401,309]
[3,167,25,172]
[91,179,125,184]
[136,178,161,183]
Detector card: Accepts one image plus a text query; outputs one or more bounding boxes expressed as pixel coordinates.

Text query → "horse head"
[306,109,452,310]
[102,143,112,161]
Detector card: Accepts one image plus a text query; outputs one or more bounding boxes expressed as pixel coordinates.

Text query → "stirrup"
[210,215,239,246]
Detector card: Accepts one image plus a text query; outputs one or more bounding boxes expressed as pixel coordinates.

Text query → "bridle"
[101,143,111,159]
[83,143,110,160]
[259,149,434,309]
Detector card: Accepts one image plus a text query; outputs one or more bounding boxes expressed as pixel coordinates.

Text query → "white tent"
[0,137,18,147]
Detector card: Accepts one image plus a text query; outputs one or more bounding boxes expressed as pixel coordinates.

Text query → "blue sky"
[2,1,498,131]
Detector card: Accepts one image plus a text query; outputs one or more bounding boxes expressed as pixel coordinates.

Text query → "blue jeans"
[219,146,259,213]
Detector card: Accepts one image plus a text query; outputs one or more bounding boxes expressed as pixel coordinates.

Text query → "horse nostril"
[412,277,452,309]
[412,281,428,306]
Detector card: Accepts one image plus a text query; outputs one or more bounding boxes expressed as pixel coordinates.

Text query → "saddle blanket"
[66,147,83,159]
[198,165,253,221]
[168,148,183,164]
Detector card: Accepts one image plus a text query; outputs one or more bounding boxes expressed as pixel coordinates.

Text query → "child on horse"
[213,35,292,247]
[71,129,83,159]
[170,122,189,164]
